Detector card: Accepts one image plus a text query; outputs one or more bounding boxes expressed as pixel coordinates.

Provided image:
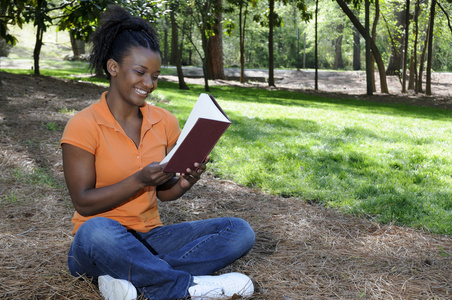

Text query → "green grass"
[3,66,452,235]
[153,82,452,235]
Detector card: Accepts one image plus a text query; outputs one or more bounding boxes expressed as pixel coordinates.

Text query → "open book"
[160,93,231,173]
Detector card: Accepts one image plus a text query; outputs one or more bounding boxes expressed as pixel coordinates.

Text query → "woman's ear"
[106,58,119,77]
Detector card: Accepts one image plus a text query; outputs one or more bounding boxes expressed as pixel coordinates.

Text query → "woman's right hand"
[138,162,175,187]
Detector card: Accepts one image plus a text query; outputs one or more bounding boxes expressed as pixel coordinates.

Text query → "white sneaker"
[189,272,254,299]
[98,275,138,300]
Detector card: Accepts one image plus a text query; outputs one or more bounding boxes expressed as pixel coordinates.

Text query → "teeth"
[135,88,148,95]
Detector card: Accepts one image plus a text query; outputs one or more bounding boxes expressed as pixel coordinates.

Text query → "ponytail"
[89,5,160,79]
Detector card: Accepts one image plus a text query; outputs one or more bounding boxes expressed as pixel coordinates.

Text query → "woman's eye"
[135,70,145,75]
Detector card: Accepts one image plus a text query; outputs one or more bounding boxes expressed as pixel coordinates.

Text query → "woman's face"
[109,46,161,107]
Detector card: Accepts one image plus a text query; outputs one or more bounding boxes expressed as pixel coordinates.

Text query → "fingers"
[141,162,175,186]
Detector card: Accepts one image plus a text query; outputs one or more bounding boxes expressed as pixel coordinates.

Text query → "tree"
[182,0,222,92]
[333,23,344,69]
[401,0,410,92]
[384,1,406,76]
[224,0,254,83]
[370,0,380,92]
[0,0,28,85]
[0,0,27,45]
[425,0,436,95]
[365,0,372,95]
[168,0,190,89]
[315,0,319,90]
[263,0,310,87]
[207,0,225,79]
[224,0,257,83]
[335,0,389,93]
[23,0,66,75]
[268,0,276,87]
[352,7,361,70]
[58,0,116,60]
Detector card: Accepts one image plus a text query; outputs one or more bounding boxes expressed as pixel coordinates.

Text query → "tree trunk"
[200,14,210,92]
[426,0,436,96]
[418,24,428,93]
[333,24,344,70]
[176,27,189,90]
[268,0,275,87]
[207,0,224,80]
[365,0,373,95]
[386,9,405,76]
[315,0,319,90]
[371,0,380,92]
[163,7,169,66]
[239,4,248,83]
[70,31,85,57]
[34,24,44,75]
[353,24,361,70]
[335,0,389,93]
[0,37,8,57]
[402,0,410,93]
[408,54,415,90]
[170,9,178,66]
[206,31,224,80]
[414,0,420,93]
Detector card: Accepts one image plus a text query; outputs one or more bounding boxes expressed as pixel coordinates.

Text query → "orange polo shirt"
[61,92,180,235]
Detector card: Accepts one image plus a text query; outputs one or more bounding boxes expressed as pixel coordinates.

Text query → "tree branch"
[437,1,452,34]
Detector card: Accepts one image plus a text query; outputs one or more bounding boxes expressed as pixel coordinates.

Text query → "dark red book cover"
[161,94,231,173]
[162,118,231,173]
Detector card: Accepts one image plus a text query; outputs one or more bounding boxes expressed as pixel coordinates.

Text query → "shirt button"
[137,156,140,159]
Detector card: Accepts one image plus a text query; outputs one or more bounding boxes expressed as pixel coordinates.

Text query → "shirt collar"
[94,91,162,131]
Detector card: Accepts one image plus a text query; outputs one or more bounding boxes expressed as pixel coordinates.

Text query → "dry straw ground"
[0,71,451,299]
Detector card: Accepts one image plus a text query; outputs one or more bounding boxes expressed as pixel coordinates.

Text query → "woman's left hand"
[179,156,210,189]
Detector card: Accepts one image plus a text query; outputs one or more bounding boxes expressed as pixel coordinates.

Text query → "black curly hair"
[89,5,161,79]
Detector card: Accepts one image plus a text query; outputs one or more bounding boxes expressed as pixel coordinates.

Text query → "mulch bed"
[0,71,451,299]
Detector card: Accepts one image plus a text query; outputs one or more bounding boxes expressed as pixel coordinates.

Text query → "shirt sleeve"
[60,110,98,155]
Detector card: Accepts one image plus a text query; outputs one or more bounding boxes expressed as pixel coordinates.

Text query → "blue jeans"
[68,217,255,300]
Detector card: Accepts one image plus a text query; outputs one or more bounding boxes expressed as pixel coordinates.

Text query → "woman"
[61,5,255,300]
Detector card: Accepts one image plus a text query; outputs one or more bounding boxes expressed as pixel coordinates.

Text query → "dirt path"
[161,67,452,110]
[0,71,451,299]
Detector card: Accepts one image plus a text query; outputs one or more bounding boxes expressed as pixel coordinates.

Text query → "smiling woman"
[59,5,255,300]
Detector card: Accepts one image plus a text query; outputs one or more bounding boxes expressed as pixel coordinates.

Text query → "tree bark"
[176,30,189,90]
[335,0,389,93]
[353,25,361,70]
[207,0,225,80]
[426,0,436,96]
[239,4,248,83]
[163,8,169,66]
[70,31,85,57]
[371,0,380,92]
[315,0,318,90]
[268,0,275,87]
[365,0,372,95]
[402,0,410,93]
[333,24,344,70]
[33,24,44,75]
[408,54,415,90]
[414,0,420,93]
[418,23,429,93]
[0,37,8,57]
[170,9,178,66]
[386,9,405,76]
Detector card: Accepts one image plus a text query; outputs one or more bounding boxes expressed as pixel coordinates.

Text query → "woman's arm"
[62,143,174,216]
